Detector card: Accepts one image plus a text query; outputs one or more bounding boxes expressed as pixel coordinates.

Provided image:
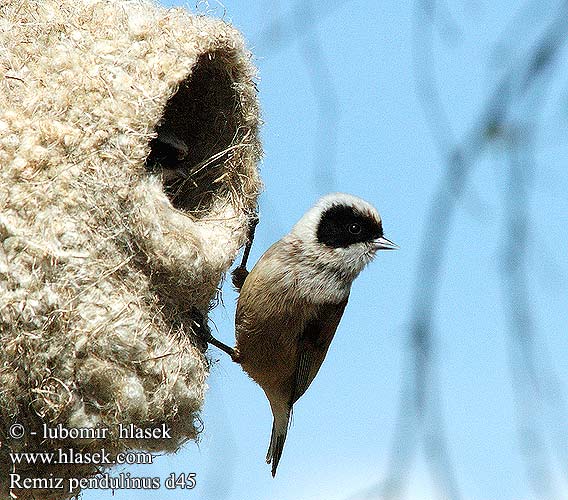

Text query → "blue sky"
[84,1,568,499]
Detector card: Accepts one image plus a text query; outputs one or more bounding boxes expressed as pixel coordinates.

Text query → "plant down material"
[0,0,262,497]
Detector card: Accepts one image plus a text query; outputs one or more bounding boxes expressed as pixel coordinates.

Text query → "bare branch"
[377,2,568,499]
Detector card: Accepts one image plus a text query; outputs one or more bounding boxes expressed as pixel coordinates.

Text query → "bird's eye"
[348,223,361,234]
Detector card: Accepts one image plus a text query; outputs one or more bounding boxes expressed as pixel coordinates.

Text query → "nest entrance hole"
[146,51,241,214]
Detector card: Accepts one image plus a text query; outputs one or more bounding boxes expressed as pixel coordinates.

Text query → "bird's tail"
[266,407,290,477]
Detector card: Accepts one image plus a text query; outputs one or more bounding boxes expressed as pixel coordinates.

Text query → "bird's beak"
[374,236,399,250]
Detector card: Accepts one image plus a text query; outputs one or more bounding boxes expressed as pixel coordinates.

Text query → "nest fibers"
[0,0,262,497]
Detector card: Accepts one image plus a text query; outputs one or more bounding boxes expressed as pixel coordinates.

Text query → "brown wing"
[290,296,349,405]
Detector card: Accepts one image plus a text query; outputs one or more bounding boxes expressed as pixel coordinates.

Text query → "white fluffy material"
[0,0,262,497]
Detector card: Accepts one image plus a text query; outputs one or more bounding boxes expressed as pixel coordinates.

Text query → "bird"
[201,193,397,476]
[145,128,189,183]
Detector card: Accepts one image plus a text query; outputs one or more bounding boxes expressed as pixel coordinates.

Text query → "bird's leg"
[232,211,259,290]
[191,309,240,362]
[206,334,238,360]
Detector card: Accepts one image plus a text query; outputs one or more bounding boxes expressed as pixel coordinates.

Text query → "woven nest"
[0,0,262,498]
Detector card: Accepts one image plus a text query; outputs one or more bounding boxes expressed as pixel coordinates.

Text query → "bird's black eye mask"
[316,204,383,248]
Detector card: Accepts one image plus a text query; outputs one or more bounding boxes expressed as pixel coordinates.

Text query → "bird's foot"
[191,308,237,361]
[232,211,259,291]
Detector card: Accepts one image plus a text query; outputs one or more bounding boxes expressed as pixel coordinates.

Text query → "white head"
[288,193,397,287]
